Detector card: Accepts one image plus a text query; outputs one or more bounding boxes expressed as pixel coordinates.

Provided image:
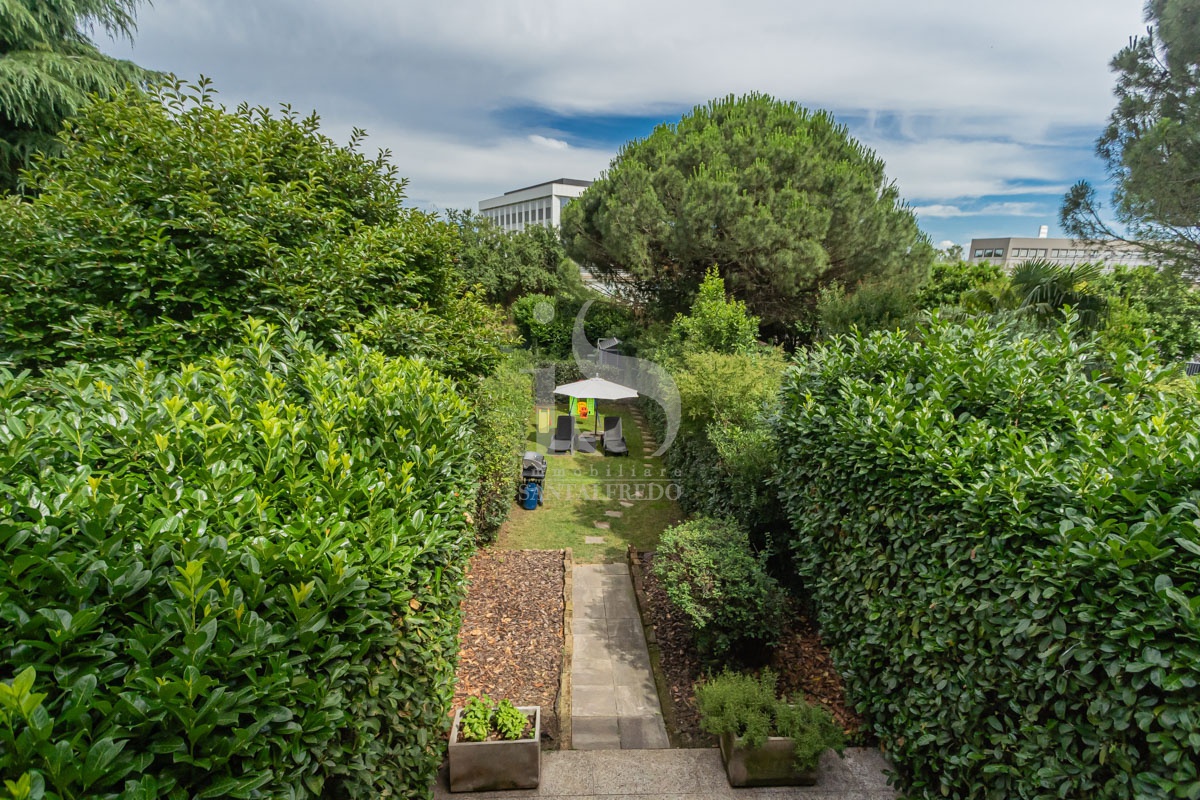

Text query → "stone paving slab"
[571,564,669,751]
[431,747,898,798]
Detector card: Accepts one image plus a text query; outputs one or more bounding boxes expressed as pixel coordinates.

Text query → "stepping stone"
[634,491,644,499]
[619,501,634,508]
[605,510,623,518]
[593,521,611,530]
[585,535,606,544]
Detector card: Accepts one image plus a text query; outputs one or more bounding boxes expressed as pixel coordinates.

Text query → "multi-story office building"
[478,178,591,232]
[968,227,1155,269]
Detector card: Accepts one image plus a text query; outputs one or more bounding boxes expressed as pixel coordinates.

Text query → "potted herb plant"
[448,695,540,792]
[695,670,844,787]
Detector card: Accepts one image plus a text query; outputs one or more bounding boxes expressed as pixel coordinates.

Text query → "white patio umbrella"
[553,377,638,435]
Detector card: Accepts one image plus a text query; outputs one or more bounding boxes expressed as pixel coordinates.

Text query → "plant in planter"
[448,695,541,792]
[696,670,844,787]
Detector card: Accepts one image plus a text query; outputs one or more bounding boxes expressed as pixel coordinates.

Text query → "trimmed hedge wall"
[470,365,533,543]
[776,316,1200,799]
[0,323,477,799]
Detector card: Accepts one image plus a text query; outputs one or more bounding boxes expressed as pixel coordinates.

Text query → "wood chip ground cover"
[453,549,565,748]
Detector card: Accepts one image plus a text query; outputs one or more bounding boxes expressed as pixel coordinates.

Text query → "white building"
[968,226,1156,270]
[478,178,591,232]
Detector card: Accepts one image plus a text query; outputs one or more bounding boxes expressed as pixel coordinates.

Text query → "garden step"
[432,746,899,798]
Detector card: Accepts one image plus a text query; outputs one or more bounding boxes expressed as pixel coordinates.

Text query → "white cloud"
[915,201,1046,219]
[915,205,971,218]
[529,135,570,151]
[101,0,1148,240]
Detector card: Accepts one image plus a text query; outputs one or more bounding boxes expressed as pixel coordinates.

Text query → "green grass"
[495,401,684,563]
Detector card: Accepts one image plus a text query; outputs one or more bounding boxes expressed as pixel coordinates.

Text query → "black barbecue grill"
[520,451,546,506]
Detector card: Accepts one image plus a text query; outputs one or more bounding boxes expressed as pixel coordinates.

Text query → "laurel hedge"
[776,315,1200,799]
[470,365,533,543]
[0,322,477,799]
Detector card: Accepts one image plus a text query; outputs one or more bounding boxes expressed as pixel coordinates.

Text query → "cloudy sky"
[101,0,1147,249]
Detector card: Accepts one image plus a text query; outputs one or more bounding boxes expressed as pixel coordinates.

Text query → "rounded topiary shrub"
[653,517,787,663]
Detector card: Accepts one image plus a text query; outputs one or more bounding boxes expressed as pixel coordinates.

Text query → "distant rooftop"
[504,178,592,195]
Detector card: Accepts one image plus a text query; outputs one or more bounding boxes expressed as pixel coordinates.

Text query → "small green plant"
[695,670,844,773]
[492,700,531,741]
[458,697,494,743]
[456,695,533,742]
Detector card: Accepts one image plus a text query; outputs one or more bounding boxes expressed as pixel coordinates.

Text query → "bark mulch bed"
[452,549,566,748]
[638,551,866,749]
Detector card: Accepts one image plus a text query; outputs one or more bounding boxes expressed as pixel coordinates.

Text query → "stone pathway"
[432,746,899,798]
[570,564,669,750]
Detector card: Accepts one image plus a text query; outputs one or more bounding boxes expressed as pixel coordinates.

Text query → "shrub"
[353,292,518,383]
[1093,264,1200,362]
[0,321,478,799]
[816,276,918,337]
[665,266,760,357]
[776,314,1200,799]
[696,670,844,772]
[511,295,633,360]
[470,365,533,543]
[654,349,786,533]
[0,78,474,373]
[653,518,786,663]
[444,210,585,307]
[912,259,1004,310]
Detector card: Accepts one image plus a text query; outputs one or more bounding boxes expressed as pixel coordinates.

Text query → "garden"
[2,68,1199,800]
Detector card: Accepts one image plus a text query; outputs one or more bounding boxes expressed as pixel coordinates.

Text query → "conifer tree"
[1061,0,1200,275]
[560,93,933,341]
[0,0,156,191]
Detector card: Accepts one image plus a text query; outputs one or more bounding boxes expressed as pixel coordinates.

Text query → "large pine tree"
[0,0,156,191]
[1061,0,1200,276]
[560,93,933,341]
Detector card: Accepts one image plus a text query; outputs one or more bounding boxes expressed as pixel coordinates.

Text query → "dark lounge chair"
[549,415,575,454]
[602,416,628,456]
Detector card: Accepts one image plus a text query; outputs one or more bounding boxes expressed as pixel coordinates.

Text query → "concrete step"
[432,746,898,798]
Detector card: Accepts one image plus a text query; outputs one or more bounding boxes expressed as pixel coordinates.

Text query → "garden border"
[557,548,574,751]
[627,546,682,748]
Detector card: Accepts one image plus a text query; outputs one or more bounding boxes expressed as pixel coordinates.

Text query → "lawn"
[494,400,684,563]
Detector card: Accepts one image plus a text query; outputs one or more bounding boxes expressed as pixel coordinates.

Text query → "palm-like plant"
[1009,258,1108,330]
[0,0,157,191]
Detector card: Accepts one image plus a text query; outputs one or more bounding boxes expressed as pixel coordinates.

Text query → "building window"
[1037,249,1046,257]
[974,249,984,258]
[1051,250,1060,257]
[984,249,994,257]
[995,249,1005,257]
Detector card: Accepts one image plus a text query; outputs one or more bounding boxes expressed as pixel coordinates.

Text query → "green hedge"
[470,366,533,543]
[0,322,477,799]
[0,79,489,374]
[776,315,1200,799]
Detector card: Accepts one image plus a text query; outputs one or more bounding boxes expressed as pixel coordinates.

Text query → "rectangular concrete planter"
[448,706,540,792]
[719,732,819,787]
